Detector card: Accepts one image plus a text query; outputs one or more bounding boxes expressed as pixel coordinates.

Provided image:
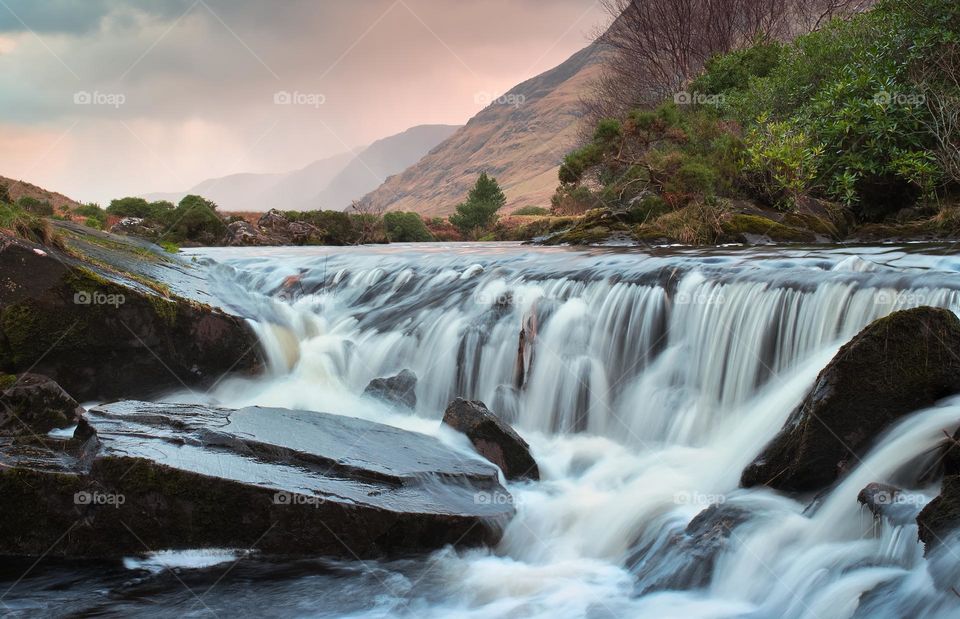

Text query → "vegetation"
[512,206,550,216]
[384,212,434,242]
[106,197,174,220]
[550,0,960,245]
[449,173,506,238]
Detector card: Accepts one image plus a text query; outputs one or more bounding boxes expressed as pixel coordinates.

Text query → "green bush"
[16,196,53,217]
[160,195,226,244]
[384,211,434,242]
[512,206,550,216]
[107,197,174,220]
[742,116,824,210]
[0,182,10,205]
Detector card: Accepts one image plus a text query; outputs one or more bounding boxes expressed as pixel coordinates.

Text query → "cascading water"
[15,243,959,618]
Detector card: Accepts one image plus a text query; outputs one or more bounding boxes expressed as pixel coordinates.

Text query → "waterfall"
[179,243,960,618]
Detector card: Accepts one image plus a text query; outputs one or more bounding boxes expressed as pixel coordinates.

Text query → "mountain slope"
[1,175,80,211]
[305,124,460,211]
[360,43,607,216]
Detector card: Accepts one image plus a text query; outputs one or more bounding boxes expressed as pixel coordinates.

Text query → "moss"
[721,214,816,243]
[0,373,16,390]
[147,294,179,326]
[781,213,839,238]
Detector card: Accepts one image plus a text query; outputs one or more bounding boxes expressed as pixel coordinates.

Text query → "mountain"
[359,43,608,216]
[1,175,80,211]
[142,124,460,213]
[304,125,460,211]
[141,152,353,212]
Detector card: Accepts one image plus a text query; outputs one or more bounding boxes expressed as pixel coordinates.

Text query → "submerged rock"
[0,232,263,401]
[857,483,925,526]
[742,307,960,493]
[442,398,539,481]
[363,369,418,409]
[0,401,512,558]
[0,373,84,437]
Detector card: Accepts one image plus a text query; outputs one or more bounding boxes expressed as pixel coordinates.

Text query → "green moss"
[722,214,816,242]
[0,374,16,391]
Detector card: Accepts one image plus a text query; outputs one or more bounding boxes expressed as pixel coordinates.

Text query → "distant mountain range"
[142,124,459,212]
[360,43,607,216]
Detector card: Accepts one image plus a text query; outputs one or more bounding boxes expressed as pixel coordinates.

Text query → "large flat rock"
[0,402,513,558]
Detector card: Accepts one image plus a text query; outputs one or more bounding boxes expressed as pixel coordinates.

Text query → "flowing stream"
[6,242,960,618]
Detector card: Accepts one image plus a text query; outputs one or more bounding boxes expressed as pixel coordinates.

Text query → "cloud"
[0,0,607,203]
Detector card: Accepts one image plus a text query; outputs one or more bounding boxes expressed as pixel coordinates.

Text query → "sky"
[0,0,607,204]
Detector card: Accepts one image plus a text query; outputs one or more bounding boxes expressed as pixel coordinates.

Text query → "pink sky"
[0,0,607,203]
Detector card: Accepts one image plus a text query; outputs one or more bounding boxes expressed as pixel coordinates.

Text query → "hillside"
[307,124,460,211]
[359,43,607,216]
[0,175,80,211]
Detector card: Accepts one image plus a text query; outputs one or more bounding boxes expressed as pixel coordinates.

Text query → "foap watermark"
[75,491,125,508]
[874,290,927,306]
[674,91,725,107]
[73,90,126,109]
[274,90,326,108]
[674,290,725,306]
[74,290,125,308]
[474,491,521,507]
[873,91,925,106]
[474,91,526,109]
[673,491,726,507]
[273,491,325,508]
[869,489,926,508]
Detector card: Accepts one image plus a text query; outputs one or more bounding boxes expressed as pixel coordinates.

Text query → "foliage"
[0,182,9,205]
[512,206,550,216]
[161,195,226,244]
[449,173,506,237]
[75,203,108,228]
[383,212,434,242]
[16,196,53,217]
[742,116,824,209]
[107,197,174,220]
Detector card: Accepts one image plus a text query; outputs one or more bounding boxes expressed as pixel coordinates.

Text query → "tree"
[449,173,506,237]
[107,196,173,220]
[348,200,387,244]
[162,195,226,244]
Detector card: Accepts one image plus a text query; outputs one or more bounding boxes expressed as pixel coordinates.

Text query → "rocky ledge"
[0,399,513,558]
[0,224,263,401]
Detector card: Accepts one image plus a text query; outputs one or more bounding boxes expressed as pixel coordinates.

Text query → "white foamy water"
[170,242,960,618]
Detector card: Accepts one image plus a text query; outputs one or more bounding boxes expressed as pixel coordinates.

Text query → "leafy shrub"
[742,116,823,210]
[107,197,174,220]
[512,206,550,216]
[384,211,434,242]
[16,196,53,217]
[161,195,226,244]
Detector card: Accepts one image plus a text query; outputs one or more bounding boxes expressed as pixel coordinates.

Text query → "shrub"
[16,196,53,217]
[107,197,174,220]
[742,116,824,210]
[0,182,10,205]
[161,195,226,244]
[512,206,550,216]
[384,211,434,242]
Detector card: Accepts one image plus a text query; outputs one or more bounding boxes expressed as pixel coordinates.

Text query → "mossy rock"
[742,307,960,492]
[721,214,816,243]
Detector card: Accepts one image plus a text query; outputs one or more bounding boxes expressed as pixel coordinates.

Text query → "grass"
[0,202,65,248]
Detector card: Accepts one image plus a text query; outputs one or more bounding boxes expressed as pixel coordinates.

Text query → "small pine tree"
[449,173,506,237]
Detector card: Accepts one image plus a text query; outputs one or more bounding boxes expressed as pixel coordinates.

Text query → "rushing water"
[5,242,960,618]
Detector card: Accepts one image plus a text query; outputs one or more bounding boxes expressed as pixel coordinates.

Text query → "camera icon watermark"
[674,91,725,107]
[73,91,126,109]
[273,491,324,508]
[474,491,520,506]
[274,91,326,108]
[874,290,926,306]
[74,290,125,308]
[74,491,125,508]
[474,91,526,109]
[873,91,925,106]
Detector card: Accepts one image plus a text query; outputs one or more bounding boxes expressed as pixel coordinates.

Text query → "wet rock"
[742,307,960,493]
[630,504,751,593]
[363,369,418,409]
[109,217,163,239]
[918,476,960,554]
[0,232,263,401]
[857,483,924,526]
[441,398,539,481]
[0,373,84,437]
[0,401,513,558]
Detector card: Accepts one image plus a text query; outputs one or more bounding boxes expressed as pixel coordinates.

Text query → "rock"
[257,209,322,246]
[441,398,539,481]
[857,483,924,526]
[0,231,263,401]
[742,307,960,492]
[109,217,163,239]
[918,476,960,553]
[363,369,417,409]
[630,504,751,593]
[224,219,268,246]
[0,373,84,437]
[0,401,513,558]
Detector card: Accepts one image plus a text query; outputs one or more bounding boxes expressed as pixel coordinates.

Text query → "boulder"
[742,307,960,492]
[918,476,960,553]
[0,231,263,401]
[363,369,418,409]
[442,398,539,481]
[630,504,751,593]
[257,209,322,246]
[0,373,84,437]
[109,217,163,239]
[224,219,268,246]
[857,482,924,526]
[0,401,513,558]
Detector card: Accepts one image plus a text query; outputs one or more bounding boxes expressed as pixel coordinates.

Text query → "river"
[4,242,960,618]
